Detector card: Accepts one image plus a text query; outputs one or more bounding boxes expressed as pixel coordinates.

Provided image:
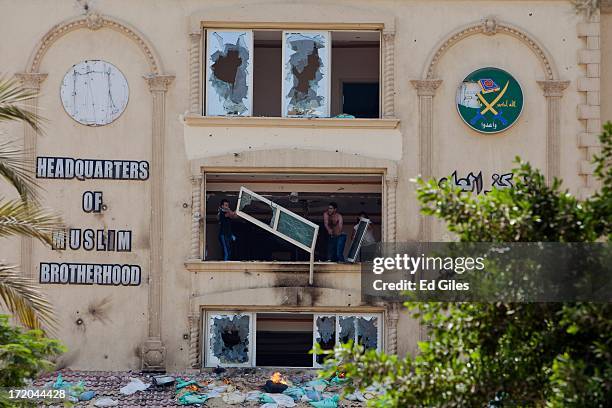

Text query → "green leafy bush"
[0,315,64,387]
[317,124,612,407]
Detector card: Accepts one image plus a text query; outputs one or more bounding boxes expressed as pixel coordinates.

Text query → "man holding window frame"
[323,202,346,262]
[218,198,238,261]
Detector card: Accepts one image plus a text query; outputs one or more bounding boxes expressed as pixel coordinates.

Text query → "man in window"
[218,199,237,261]
[324,202,346,262]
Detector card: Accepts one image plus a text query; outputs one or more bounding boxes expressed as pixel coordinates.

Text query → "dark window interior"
[256,313,313,367]
[342,82,380,118]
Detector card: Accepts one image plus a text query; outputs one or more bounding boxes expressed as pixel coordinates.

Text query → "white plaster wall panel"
[183,125,402,161]
[32,28,151,370]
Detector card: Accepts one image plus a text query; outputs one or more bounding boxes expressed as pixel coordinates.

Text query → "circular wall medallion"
[60,60,129,126]
[456,67,523,134]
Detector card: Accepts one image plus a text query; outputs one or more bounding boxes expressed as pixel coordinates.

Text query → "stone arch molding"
[422,16,558,81]
[412,16,569,242]
[25,12,163,74]
[18,11,173,372]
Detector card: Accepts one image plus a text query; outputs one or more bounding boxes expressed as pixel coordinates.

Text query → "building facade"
[0,0,611,371]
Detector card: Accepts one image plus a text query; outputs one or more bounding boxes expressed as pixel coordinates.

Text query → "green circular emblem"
[456,67,524,134]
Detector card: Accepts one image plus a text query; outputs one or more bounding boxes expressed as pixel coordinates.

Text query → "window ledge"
[185,260,361,273]
[183,114,400,130]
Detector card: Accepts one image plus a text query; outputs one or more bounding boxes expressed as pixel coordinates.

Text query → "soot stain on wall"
[210,32,250,115]
[285,33,326,116]
[210,314,250,363]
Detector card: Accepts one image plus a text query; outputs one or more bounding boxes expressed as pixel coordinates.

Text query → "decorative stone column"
[15,73,47,279]
[382,31,396,118]
[190,174,202,260]
[386,302,400,354]
[141,74,174,371]
[188,312,201,368]
[410,79,442,241]
[189,31,202,115]
[537,80,570,184]
[384,175,398,242]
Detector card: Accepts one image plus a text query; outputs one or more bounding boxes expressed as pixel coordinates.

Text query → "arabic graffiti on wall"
[438,171,514,195]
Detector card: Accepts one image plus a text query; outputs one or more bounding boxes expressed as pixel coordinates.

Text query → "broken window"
[204,174,383,262]
[236,187,318,253]
[314,315,336,365]
[205,30,254,116]
[282,31,331,117]
[204,311,380,367]
[313,313,381,367]
[205,312,254,367]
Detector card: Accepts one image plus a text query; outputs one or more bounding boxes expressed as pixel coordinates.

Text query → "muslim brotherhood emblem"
[456,67,524,134]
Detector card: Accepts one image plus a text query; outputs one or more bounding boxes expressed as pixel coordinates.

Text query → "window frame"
[202,310,383,368]
[201,25,383,119]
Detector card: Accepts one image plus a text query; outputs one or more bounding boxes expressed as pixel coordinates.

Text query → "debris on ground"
[120,377,151,395]
[32,368,382,407]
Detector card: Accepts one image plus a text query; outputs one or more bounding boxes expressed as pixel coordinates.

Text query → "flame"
[270,372,288,385]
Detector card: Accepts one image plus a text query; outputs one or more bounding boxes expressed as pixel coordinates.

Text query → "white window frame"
[313,312,383,368]
[235,186,319,283]
[202,311,383,368]
[203,311,256,367]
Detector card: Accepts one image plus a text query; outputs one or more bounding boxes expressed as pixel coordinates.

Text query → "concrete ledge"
[185,261,362,274]
[183,114,400,130]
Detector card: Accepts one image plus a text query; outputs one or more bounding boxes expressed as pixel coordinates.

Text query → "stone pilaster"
[189,31,202,115]
[141,74,174,371]
[576,11,601,198]
[386,302,400,354]
[15,73,47,279]
[382,31,396,118]
[190,174,202,260]
[411,79,442,241]
[384,175,398,242]
[537,80,570,184]
[188,313,201,368]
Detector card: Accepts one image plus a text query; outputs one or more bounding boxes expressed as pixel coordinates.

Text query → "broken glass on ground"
[283,31,330,117]
[209,314,250,364]
[206,31,253,116]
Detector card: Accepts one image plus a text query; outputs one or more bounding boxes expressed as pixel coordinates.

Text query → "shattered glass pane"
[238,190,277,227]
[338,316,356,345]
[283,31,330,117]
[206,31,252,116]
[209,314,250,364]
[356,316,378,350]
[277,210,316,248]
[314,316,336,364]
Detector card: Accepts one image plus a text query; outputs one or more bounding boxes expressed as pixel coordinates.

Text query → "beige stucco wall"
[0,0,600,371]
[602,11,612,123]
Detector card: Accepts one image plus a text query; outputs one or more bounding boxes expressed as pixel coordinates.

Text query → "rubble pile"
[33,368,382,407]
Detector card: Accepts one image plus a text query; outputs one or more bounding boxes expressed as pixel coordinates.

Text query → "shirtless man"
[323,202,346,262]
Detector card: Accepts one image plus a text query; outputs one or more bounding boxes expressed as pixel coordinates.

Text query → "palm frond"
[0,140,40,202]
[0,76,45,133]
[0,263,57,331]
[0,199,62,245]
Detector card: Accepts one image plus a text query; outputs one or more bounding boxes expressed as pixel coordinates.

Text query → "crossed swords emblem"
[470,80,510,126]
